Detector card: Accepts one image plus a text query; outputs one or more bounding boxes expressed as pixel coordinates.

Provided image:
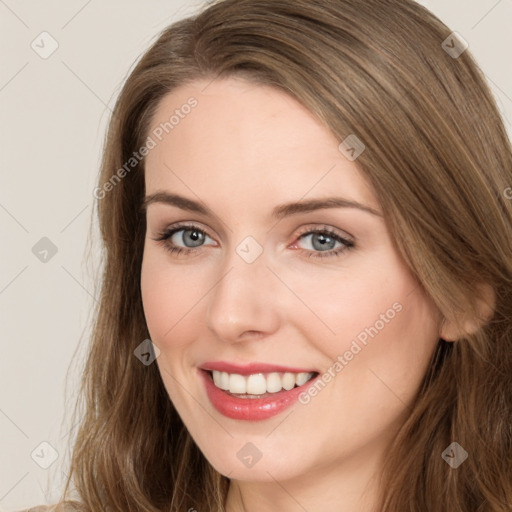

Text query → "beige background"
[1,0,511,509]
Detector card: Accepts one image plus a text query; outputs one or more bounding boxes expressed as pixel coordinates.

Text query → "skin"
[140,76,451,512]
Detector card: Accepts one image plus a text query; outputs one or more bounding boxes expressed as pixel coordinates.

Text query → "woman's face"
[140,76,442,485]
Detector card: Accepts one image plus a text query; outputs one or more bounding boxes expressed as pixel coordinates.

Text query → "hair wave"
[51,0,512,510]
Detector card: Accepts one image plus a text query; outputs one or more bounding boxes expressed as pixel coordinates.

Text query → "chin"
[199,438,311,482]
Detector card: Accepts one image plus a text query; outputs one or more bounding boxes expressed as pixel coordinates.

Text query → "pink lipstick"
[199,361,319,421]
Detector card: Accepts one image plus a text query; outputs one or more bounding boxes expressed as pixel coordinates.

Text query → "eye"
[293,226,355,259]
[152,223,355,260]
[152,223,216,256]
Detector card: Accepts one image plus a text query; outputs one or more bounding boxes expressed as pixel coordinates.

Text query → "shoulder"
[16,507,52,512]
[16,505,80,512]
[15,507,51,512]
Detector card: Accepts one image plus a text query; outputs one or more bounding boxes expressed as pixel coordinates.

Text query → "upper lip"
[200,361,318,375]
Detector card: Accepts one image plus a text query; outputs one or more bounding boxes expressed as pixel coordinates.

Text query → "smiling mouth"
[205,369,319,398]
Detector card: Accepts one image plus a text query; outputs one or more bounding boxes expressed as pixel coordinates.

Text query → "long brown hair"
[53,0,512,510]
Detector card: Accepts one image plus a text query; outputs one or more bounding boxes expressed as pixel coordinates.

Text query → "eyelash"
[152,222,355,259]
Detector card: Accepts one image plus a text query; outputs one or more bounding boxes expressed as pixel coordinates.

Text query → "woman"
[21,0,512,510]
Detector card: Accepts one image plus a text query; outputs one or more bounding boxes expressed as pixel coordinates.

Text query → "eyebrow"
[141,191,382,219]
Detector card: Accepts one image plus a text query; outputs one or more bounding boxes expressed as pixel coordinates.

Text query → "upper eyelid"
[296,225,353,241]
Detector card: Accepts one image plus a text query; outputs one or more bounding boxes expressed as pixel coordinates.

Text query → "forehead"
[144,77,378,212]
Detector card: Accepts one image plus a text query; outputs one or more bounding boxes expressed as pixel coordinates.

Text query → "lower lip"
[199,369,318,421]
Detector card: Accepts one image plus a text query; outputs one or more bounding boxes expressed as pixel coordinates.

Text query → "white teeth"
[220,371,230,390]
[266,372,283,393]
[210,370,315,395]
[296,372,310,386]
[229,373,246,394]
[282,372,296,390]
[212,370,222,388]
[247,373,267,394]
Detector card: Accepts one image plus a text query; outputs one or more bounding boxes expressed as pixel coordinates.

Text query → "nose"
[205,248,281,344]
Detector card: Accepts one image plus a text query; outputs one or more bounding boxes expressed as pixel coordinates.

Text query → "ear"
[440,282,496,342]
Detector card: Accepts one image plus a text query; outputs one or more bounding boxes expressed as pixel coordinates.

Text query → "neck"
[224,446,383,512]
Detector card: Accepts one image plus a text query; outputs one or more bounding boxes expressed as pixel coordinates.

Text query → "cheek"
[301,282,439,449]
[140,249,217,354]
[286,257,412,356]
[325,287,439,417]
[293,254,440,387]
[361,289,441,386]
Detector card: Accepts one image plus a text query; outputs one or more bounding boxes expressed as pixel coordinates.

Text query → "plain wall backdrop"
[1,0,511,509]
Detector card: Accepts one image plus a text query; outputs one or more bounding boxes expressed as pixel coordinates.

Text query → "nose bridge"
[205,239,280,342]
